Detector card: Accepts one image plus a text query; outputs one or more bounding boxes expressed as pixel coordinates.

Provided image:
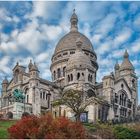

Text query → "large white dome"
[54,31,94,54]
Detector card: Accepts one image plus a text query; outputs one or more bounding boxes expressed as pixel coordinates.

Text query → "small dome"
[70,9,78,21]
[114,62,120,70]
[31,63,39,71]
[120,50,134,71]
[124,50,129,58]
[28,60,33,71]
[66,38,92,70]
[2,78,8,84]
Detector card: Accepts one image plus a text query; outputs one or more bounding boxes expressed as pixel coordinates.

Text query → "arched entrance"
[6,112,13,119]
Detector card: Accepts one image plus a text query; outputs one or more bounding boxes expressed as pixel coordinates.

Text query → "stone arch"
[63,67,66,77]
[6,111,13,119]
[118,90,128,106]
[87,89,96,98]
[77,73,80,80]
[57,68,61,78]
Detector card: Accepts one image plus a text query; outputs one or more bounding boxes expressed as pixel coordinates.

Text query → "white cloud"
[108,49,124,59]
[0,24,3,30]
[40,24,63,42]
[0,8,8,21]
[0,8,20,23]
[134,14,140,28]
[131,39,140,54]
[32,1,48,18]
[0,56,11,75]
[0,41,18,54]
[40,69,51,80]
[26,1,61,21]
[91,34,102,45]
[1,33,9,42]
[132,60,140,66]
[113,28,132,47]
[35,52,49,63]
[95,39,112,55]
[15,19,44,54]
[94,13,117,36]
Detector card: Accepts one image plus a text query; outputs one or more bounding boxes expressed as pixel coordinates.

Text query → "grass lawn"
[0,120,16,139]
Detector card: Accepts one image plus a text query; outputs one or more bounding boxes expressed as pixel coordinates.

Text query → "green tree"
[53,89,95,121]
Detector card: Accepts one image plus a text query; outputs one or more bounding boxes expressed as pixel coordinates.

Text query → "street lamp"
[47,91,51,109]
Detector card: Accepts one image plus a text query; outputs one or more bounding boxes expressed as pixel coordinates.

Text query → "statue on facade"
[13,89,25,103]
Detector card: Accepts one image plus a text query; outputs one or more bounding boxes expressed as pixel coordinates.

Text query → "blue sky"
[0,1,140,103]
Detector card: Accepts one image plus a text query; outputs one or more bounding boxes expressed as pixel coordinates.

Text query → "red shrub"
[8,113,85,139]
[8,115,39,139]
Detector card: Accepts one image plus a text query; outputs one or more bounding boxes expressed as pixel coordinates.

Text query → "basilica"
[0,11,138,122]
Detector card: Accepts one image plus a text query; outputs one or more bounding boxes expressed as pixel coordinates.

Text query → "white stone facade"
[0,11,138,122]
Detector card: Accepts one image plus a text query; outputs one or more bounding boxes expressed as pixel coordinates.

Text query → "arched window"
[70,74,73,81]
[115,93,118,103]
[87,89,96,98]
[88,74,90,81]
[40,92,42,99]
[63,67,66,77]
[53,71,56,80]
[77,73,80,80]
[121,84,124,88]
[43,92,45,99]
[132,79,135,88]
[46,94,47,100]
[127,99,132,108]
[90,75,93,82]
[57,68,61,78]
[68,75,70,82]
[14,69,19,83]
[119,90,127,106]
[120,94,123,105]
[88,74,92,82]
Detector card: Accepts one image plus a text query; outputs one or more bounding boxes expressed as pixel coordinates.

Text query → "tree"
[53,89,95,121]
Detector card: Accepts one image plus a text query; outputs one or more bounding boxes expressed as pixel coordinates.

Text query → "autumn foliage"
[8,113,85,139]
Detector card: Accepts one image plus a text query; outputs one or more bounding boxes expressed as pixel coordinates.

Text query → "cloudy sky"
[0,1,140,102]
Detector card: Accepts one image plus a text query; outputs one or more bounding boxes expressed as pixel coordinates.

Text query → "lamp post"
[24,96,25,113]
[47,91,51,109]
